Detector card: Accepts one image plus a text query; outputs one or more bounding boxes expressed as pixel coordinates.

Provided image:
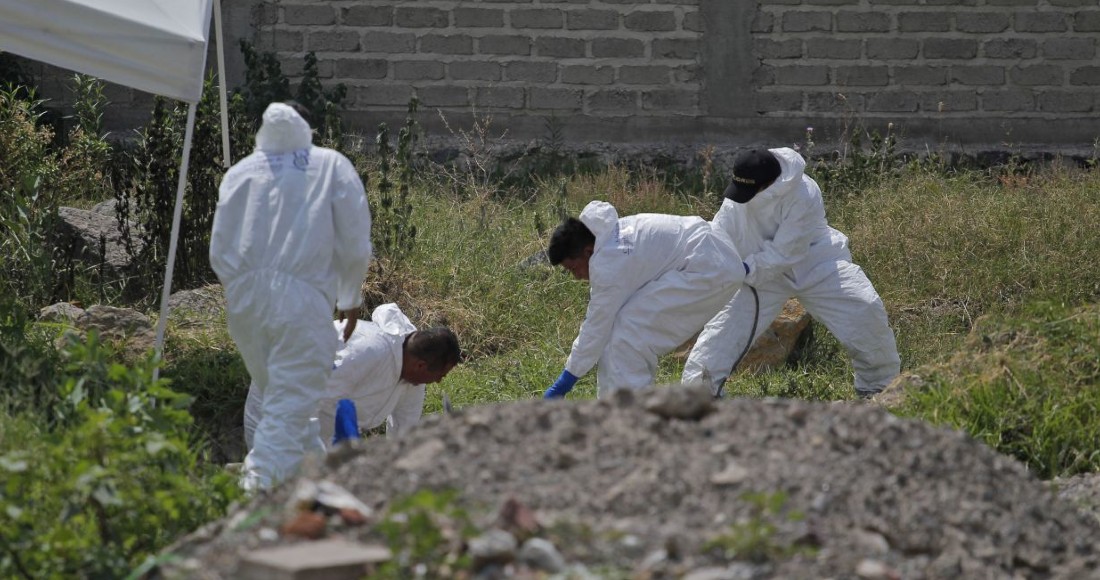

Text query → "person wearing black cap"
[683,147,900,399]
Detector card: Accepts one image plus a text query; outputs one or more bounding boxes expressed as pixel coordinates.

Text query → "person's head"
[401,327,461,384]
[283,99,313,129]
[548,217,596,281]
[723,148,781,204]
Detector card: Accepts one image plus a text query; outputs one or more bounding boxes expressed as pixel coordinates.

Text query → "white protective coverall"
[242,304,424,448]
[682,147,900,396]
[211,103,373,489]
[565,201,744,397]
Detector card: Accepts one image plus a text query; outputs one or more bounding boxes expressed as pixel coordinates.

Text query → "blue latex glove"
[543,370,579,399]
[332,399,360,445]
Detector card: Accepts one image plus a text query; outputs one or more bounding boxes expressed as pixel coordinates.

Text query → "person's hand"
[543,370,579,399]
[338,309,358,342]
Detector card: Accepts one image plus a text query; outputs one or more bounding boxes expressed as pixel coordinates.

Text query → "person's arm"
[742,194,819,286]
[331,154,373,314]
[562,261,636,379]
[386,384,425,438]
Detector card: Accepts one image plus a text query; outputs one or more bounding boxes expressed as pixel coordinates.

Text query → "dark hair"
[405,327,461,371]
[283,99,313,128]
[547,217,595,265]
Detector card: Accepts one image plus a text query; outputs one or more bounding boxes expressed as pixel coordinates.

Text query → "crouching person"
[543,200,745,399]
[244,303,461,449]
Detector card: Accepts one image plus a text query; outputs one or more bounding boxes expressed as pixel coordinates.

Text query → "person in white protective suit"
[210,102,373,490]
[682,147,901,398]
[542,200,745,399]
[242,303,461,449]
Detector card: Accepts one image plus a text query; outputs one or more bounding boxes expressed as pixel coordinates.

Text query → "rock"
[671,298,812,373]
[468,529,517,569]
[872,372,927,408]
[167,284,226,322]
[518,537,566,573]
[38,302,86,323]
[394,438,446,471]
[643,384,715,421]
[709,460,750,486]
[238,538,391,580]
[497,497,541,539]
[855,559,899,580]
[55,206,136,280]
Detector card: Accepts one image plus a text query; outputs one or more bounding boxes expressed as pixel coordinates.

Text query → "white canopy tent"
[0,0,233,376]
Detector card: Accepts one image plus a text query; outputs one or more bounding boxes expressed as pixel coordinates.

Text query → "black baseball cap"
[723,148,781,203]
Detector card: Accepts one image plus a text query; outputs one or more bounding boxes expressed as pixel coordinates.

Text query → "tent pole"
[214,0,231,167]
[152,101,199,381]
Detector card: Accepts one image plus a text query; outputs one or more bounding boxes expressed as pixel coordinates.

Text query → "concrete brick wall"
[14,0,1100,153]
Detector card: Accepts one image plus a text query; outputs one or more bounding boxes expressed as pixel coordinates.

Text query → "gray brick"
[674,64,702,84]
[1043,38,1095,60]
[753,64,776,86]
[836,11,891,33]
[683,11,703,32]
[893,66,948,86]
[421,35,474,56]
[281,57,333,78]
[1014,12,1068,32]
[308,31,359,52]
[867,39,920,60]
[652,39,700,59]
[417,86,470,107]
[1069,66,1100,85]
[1038,91,1094,112]
[624,10,677,32]
[956,12,1009,33]
[924,38,978,59]
[394,61,444,81]
[752,12,775,33]
[256,31,303,52]
[254,3,279,25]
[356,85,414,106]
[592,38,646,58]
[562,65,615,85]
[455,8,504,28]
[988,0,1039,5]
[804,0,859,5]
[588,89,639,114]
[334,58,388,79]
[619,65,673,85]
[869,0,920,4]
[395,7,448,28]
[898,12,951,32]
[566,9,619,30]
[1075,11,1100,32]
[950,66,1005,85]
[775,65,829,85]
[473,87,525,109]
[343,6,392,27]
[512,9,564,29]
[806,39,861,59]
[361,32,415,53]
[835,66,889,86]
[536,37,586,58]
[927,0,978,5]
[755,39,803,59]
[754,91,804,113]
[284,5,335,25]
[641,89,697,113]
[867,91,919,112]
[449,61,502,81]
[528,87,583,110]
[807,91,864,113]
[480,35,532,56]
[1050,0,1097,6]
[782,11,832,32]
[1010,65,1064,86]
[920,92,978,112]
[505,61,558,82]
[983,38,1038,59]
[981,89,1035,111]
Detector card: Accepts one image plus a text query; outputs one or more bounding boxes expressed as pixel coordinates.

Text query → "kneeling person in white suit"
[543,200,745,399]
[244,303,461,449]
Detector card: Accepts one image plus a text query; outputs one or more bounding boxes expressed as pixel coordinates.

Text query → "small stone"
[280,511,326,539]
[710,460,750,485]
[856,558,899,580]
[239,538,391,580]
[469,529,518,570]
[394,438,446,471]
[518,537,566,573]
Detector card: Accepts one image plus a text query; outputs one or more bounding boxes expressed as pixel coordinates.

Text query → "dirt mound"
[159,387,1100,579]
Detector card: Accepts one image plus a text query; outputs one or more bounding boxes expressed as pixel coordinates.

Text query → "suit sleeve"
[386,384,425,438]
[331,154,373,310]
[563,257,637,378]
[743,194,818,286]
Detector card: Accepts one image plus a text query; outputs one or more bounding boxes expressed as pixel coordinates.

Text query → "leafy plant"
[370,98,420,267]
[704,491,815,564]
[374,489,475,578]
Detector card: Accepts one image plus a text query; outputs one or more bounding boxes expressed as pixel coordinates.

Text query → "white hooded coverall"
[210,103,373,489]
[566,201,744,397]
[242,304,425,448]
[682,147,900,396]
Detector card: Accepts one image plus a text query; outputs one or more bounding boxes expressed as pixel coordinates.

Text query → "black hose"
[714,285,759,399]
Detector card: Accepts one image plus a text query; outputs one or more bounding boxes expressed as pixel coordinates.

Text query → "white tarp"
[0,0,213,103]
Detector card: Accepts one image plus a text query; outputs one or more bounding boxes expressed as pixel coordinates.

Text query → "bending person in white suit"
[683,147,900,398]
